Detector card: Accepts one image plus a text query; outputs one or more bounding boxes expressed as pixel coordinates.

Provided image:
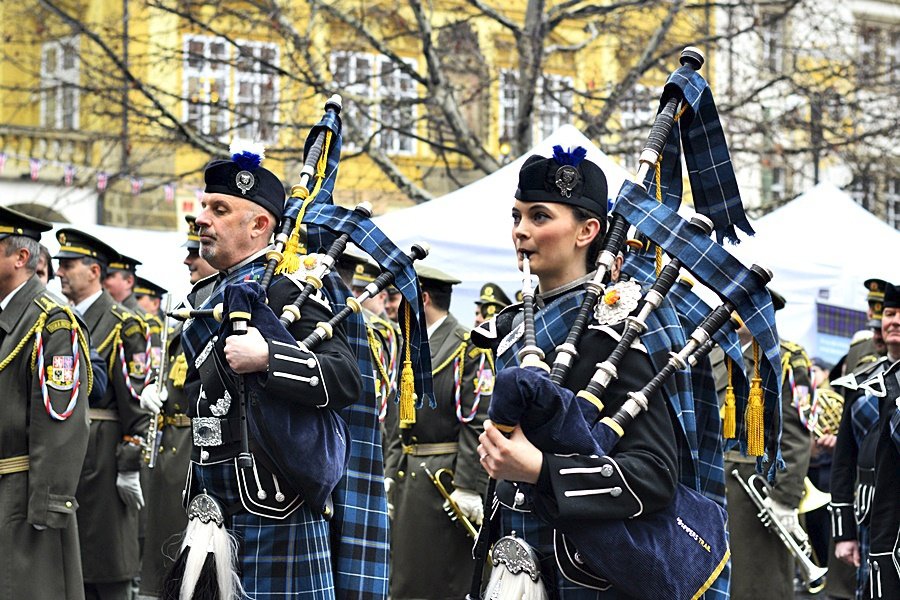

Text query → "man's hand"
[384,477,395,520]
[815,434,837,452]
[139,382,163,415]
[835,540,861,567]
[477,420,542,484]
[116,471,145,511]
[224,327,269,374]
[450,487,484,526]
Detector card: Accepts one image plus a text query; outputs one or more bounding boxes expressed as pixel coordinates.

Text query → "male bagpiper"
[0,207,91,600]
[55,230,151,600]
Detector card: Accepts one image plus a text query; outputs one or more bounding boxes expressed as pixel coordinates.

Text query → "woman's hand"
[478,420,543,483]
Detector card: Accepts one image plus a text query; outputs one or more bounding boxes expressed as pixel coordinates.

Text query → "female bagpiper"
[476,147,681,599]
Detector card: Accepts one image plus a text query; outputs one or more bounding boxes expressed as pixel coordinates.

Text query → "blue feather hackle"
[552,145,587,166]
[232,151,262,172]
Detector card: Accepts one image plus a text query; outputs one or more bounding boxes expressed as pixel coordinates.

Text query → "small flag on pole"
[64,164,76,186]
[30,158,41,181]
[97,172,108,191]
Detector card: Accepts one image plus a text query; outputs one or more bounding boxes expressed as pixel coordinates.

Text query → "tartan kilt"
[192,461,335,599]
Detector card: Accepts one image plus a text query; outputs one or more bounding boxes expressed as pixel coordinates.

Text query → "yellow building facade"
[0,1,716,229]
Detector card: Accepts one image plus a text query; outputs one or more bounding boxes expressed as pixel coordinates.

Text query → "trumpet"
[731,469,827,587]
[420,463,478,539]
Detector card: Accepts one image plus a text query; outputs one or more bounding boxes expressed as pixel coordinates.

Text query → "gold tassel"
[723,358,736,439]
[399,300,416,428]
[745,340,765,456]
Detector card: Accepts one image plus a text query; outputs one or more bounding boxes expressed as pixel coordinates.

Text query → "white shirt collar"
[427,315,448,339]
[75,289,104,315]
[0,278,31,311]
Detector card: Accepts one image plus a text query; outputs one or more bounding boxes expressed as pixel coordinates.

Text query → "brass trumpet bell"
[798,477,831,514]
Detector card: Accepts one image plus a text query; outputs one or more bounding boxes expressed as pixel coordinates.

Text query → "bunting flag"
[96,172,108,191]
[194,187,203,202]
[0,152,6,175]
[64,164,75,186]
[130,177,143,195]
[30,158,41,181]
[164,183,176,203]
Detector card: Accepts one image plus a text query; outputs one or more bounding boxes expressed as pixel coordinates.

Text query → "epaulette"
[34,291,68,315]
[112,304,146,338]
[849,330,874,345]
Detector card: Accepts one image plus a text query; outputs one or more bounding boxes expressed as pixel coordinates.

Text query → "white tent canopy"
[375,124,631,323]
[725,182,900,359]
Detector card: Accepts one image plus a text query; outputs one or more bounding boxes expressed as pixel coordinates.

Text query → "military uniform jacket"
[388,313,493,600]
[183,270,362,517]
[139,321,193,597]
[865,362,900,599]
[0,277,90,600]
[830,358,887,542]
[76,290,151,583]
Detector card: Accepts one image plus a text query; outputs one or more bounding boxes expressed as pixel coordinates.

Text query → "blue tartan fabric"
[316,269,391,600]
[893,405,900,451]
[192,461,335,599]
[850,392,880,447]
[496,283,701,491]
[613,182,784,473]
[646,66,754,244]
[181,259,266,361]
[303,201,433,407]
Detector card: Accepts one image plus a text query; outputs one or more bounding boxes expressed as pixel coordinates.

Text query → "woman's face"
[511,200,598,289]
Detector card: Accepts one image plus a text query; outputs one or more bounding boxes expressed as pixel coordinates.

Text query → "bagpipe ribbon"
[614,181,784,471]
[644,65,754,245]
[303,203,434,407]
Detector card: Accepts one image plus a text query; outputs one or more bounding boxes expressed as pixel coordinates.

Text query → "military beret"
[0,206,52,242]
[54,228,119,265]
[883,282,900,310]
[204,140,285,220]
[134,276,167,299]
[515,145,608,221]
[183,215,200,249]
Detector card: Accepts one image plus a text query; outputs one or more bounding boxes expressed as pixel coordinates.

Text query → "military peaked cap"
[0,206,52,242]
[54,228,119,265]
[134,276,167,299]
[183,215,201,249]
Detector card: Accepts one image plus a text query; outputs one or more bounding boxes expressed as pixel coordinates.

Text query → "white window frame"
[41,36,80,130]
[234,39,280,142]
[499,70,574,143]
[760,13,785,72]
[182,35,231,139]
[376,56,418,156]
[331,51,418,156]
[887,177,900,229]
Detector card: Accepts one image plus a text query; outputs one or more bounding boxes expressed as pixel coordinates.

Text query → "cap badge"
[555,165,579,198]
[235,170,255,195]
[59,232,67,245]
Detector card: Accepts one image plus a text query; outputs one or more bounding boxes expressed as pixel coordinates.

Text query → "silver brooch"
[235,170,255,195]
[209,389,232,417]
[187,493,225,526]
[490,535,542,582]
[555,165,580,198]
[593,280,642,326]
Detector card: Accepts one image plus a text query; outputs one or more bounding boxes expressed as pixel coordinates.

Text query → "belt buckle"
[192,417,224,447]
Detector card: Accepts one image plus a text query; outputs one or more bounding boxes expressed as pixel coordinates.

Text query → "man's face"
[184,248,217,283]
[881,306,900,352]
[35,254,50,284]
[136,295,160,314]
[56,258,97,302]
[384,291,402,321]
[196,193,268,271]
[103,270,133,302]
[0,240,24,290]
